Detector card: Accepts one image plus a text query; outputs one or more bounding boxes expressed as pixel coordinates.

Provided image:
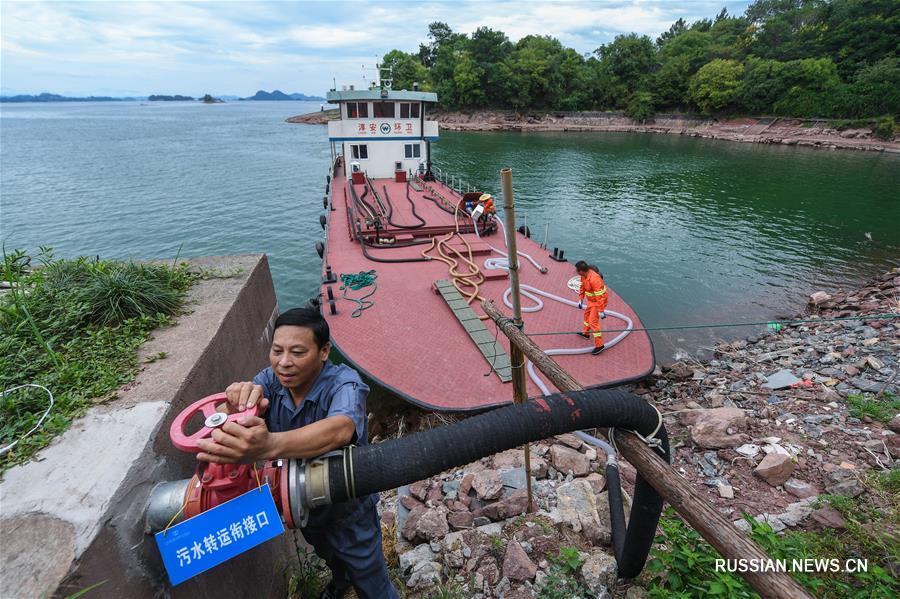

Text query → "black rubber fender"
[315,241,324,259]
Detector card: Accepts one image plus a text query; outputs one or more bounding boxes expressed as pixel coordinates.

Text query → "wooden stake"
[482,299,814,599]
[499,167,534,514]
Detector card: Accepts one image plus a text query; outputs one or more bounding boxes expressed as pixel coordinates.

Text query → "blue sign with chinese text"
[154,483,284,585]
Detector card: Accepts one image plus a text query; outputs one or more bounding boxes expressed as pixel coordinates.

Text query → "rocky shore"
[434,110,900,154]
[288,108,900,153]
[376,268,900,597]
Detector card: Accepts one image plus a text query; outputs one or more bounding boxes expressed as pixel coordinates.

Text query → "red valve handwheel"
[169,392,260,452]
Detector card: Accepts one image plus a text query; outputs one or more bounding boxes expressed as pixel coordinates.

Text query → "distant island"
[0,93,134,103]
[0,90,325,103]
[241,90,325,101]
[148,94,194,101]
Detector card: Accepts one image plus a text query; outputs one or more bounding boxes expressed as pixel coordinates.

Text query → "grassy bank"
[644,466,899,598]
[0,249,197,473]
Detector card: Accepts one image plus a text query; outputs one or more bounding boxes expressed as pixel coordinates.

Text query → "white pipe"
[471,213,631,457]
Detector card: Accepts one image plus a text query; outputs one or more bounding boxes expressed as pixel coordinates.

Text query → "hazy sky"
[1,1,752,97]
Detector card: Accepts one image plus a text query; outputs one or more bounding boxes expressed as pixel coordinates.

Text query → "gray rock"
[850,377,882,393]
[406,560,442,589]
[763,369,801,390]
[400,543,436,574]
[826,479,865,498]
[556,480,604,543]
[581,551,618,595]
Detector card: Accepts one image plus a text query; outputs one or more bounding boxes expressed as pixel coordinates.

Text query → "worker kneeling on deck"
[196,308,398,599]
[575,260,608,355]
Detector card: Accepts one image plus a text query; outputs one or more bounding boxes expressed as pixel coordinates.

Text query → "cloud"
[0,1,752,96]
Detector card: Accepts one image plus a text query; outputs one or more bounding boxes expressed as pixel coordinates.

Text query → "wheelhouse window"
[350,144,368,159]
[404,143,421,159]
[373,102,395,118]
[399,102,421,119]
[346,102,368,119]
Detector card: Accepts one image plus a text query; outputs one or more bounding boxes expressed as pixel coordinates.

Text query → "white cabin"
[326,88,439,181]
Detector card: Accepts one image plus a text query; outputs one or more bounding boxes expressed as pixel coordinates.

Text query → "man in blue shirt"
[196,308,398,599]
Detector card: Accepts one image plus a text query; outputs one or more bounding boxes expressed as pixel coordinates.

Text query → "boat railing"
[431,165,479,197]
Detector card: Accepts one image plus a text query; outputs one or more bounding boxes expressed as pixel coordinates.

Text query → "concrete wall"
[0,254,304,599]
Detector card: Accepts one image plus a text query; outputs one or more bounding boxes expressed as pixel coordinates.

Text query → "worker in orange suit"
[479,193,496,215]
[575,260,608,355]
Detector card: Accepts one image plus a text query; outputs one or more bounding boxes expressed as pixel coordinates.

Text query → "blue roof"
[326,89,438,103]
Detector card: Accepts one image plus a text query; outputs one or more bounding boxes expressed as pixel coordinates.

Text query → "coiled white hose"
[472,213,634,458]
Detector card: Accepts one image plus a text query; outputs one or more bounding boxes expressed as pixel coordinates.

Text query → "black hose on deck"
[382,184,426,229]
[359,234,431,263]
[325,388,669,578]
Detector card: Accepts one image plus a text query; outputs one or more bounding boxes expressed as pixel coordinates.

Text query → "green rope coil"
[339,270,378,318]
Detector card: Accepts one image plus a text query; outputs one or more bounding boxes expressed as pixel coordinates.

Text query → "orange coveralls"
[580,270,608,348]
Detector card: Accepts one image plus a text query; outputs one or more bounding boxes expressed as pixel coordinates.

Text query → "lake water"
[2,101,898,359]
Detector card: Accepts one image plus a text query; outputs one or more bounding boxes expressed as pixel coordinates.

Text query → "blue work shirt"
[253,362,377,530]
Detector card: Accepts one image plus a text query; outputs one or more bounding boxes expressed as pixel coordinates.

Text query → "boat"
[315,70,654,411]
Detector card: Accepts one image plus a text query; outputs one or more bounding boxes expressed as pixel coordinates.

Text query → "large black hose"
[382,184,426,229]
[325,388,668,578]
[349,183,432,264]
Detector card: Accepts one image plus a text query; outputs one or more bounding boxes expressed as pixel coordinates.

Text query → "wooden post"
[499,167,534,514]
[482,299,814,599]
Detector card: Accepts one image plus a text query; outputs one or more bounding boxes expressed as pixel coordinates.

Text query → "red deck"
[319,164,655,411]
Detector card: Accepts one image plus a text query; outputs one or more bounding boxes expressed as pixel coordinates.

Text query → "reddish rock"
[754,453,796,486]
[473,470,503,500]
[812,506,846,529]
[400,495,424,510]
[413,506,450,542]
[447,510,474,530]
[459,473,475,497]
[409,480,429,501]
[381,511,395,528]
[401,505,427,541]
[784,478,818,499]
[426,484,443,505]
[889,415,900,434]
[681,408,750,449]
[549,444,590,476]
[493,449,526,470]
[473,489,531,521]
[502,540,537,582]
[446,500,469,512]
[585,472,606,494]
[554,433,583,449]
[491,448,548,478]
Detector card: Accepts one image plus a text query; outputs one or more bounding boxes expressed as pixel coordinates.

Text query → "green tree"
[852,57,900,116]
[381,49,431,91]
[690,59,744,112]
[595,33,656,108]
[654,30,712,106]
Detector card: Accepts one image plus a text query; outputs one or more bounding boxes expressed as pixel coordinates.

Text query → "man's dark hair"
[575,260,589,272]
[274,308,330,349]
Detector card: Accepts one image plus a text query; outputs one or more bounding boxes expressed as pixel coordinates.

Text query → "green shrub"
[872,116,897,141]
[626,91,655,123]
[846,392,900,423]
[539,546,591,599]
[1,250,195,471]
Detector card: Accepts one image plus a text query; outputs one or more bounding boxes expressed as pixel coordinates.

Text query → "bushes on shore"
[0,250,196,472]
